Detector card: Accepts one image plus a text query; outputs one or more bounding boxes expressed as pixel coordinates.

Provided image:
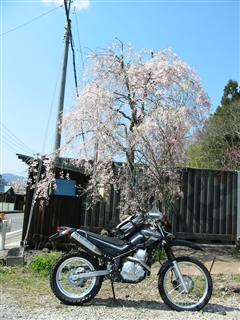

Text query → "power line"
[0,123,35,153]
[73,2,85,71]
[0,164,27,177]
[42,55,63,154]
[0,5,63,37]
[64,0,79,96]
[71,1,87,156]
[1,140,18,154]
[0,122,36,154]
[1,133,34,155]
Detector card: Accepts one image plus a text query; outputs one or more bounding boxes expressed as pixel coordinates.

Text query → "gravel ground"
[1,245,240,320]
[1,279,240,320]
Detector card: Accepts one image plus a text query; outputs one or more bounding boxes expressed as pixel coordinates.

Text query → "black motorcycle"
[49,207,212,311]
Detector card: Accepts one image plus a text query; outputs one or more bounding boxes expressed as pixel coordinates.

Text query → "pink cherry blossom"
[29,40,210,215]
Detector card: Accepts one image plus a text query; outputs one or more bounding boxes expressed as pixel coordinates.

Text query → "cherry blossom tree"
[8,179,27,195]
[28,156,56,208]
[56,40,210,215]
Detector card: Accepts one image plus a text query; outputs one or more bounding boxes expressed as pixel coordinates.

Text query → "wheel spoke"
[158,257,212,311]
[50,251,103,305]
[56,257,96,298]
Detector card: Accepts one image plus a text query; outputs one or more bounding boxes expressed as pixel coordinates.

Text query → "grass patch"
[235,249,240,258]
[1,266,50,297]
[30,251,62,277]
[236,274,240,282]
[0,251,63,306]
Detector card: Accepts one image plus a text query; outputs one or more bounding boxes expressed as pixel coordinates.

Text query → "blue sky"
[0,0,239,177]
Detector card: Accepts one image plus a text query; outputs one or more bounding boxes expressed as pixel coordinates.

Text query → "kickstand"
[111,281,116,300]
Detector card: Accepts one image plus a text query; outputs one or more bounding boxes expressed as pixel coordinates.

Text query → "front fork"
[163,242,189,294]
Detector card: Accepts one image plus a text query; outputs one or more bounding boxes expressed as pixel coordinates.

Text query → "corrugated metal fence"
[22,168,240,247]
[168,168,239,244]
[82,168,239,244]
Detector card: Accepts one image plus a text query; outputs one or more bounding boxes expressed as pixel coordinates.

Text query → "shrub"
[30,251,62,277]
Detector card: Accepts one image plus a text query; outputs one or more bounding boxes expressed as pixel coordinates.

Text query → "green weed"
[30,251,62,277]
[150,248,166,264]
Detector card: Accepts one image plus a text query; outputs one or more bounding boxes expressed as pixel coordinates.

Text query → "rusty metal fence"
[22,167,240,247]
[82,168,240,244]
[168,168,239,244]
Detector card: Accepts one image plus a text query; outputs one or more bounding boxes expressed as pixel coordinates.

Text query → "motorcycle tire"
[50,251,103,305]
[158,256,212,311]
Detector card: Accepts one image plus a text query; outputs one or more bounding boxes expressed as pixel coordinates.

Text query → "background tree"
[187,142,210,168]
[187,79,240,170]
[8,179,27,194]
[217,79,240,112]
[57,40,210,215]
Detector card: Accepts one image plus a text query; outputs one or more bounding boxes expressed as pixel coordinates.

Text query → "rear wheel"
[50,251,103,305]
[158,256,212,311]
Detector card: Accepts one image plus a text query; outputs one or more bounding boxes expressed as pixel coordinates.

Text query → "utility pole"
[53,0,71,157]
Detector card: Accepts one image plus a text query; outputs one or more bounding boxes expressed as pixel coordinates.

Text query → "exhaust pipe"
[70,231,102,256]
[127,257,151,272]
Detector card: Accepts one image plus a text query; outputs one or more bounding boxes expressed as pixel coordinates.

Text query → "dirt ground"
[168,244,240,273]
[153,244,240,294]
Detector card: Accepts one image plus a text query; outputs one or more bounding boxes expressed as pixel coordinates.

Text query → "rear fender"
[49,227,76,241]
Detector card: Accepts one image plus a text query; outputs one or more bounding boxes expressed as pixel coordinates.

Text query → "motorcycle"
[49,207,212,311]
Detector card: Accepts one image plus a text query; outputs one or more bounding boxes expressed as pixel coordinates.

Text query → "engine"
[120,249,148,282]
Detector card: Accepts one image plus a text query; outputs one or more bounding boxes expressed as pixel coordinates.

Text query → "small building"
[0,178,26,211]
[0,185,15,203]
[17,154,119,248]
[0,185,25,211]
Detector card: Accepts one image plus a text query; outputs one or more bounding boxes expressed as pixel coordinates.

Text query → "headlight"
[146,207,163,220]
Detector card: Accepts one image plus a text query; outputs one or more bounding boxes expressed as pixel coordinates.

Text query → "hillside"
[1,173,26,183]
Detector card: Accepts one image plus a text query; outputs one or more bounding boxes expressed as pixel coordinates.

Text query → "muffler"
[70,231,102,256]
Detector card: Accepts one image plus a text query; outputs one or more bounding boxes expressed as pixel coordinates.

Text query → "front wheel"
[50,251,103,305]
[158,256,212,311]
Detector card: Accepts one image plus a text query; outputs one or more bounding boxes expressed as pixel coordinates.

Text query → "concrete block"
[6,247,24,267]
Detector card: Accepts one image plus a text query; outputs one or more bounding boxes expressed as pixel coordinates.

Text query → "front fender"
[157,240,203,277]
[170,239,203,251]
[157,260,173,277]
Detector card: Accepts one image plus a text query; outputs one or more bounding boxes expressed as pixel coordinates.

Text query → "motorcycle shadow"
[202,302,240,315]
[88,298,240,314]
[90,297,169,310]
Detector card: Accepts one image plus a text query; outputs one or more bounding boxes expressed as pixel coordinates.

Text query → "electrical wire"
[0,5,63,37]
[0,122,36,154]
[71,1,87,157]
[73,2,85,71]
[1,140,18,154]
[64,0,79,96]
[41,55,63,154]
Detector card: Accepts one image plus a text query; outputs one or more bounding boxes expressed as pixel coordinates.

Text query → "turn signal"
[163,220,172,232]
